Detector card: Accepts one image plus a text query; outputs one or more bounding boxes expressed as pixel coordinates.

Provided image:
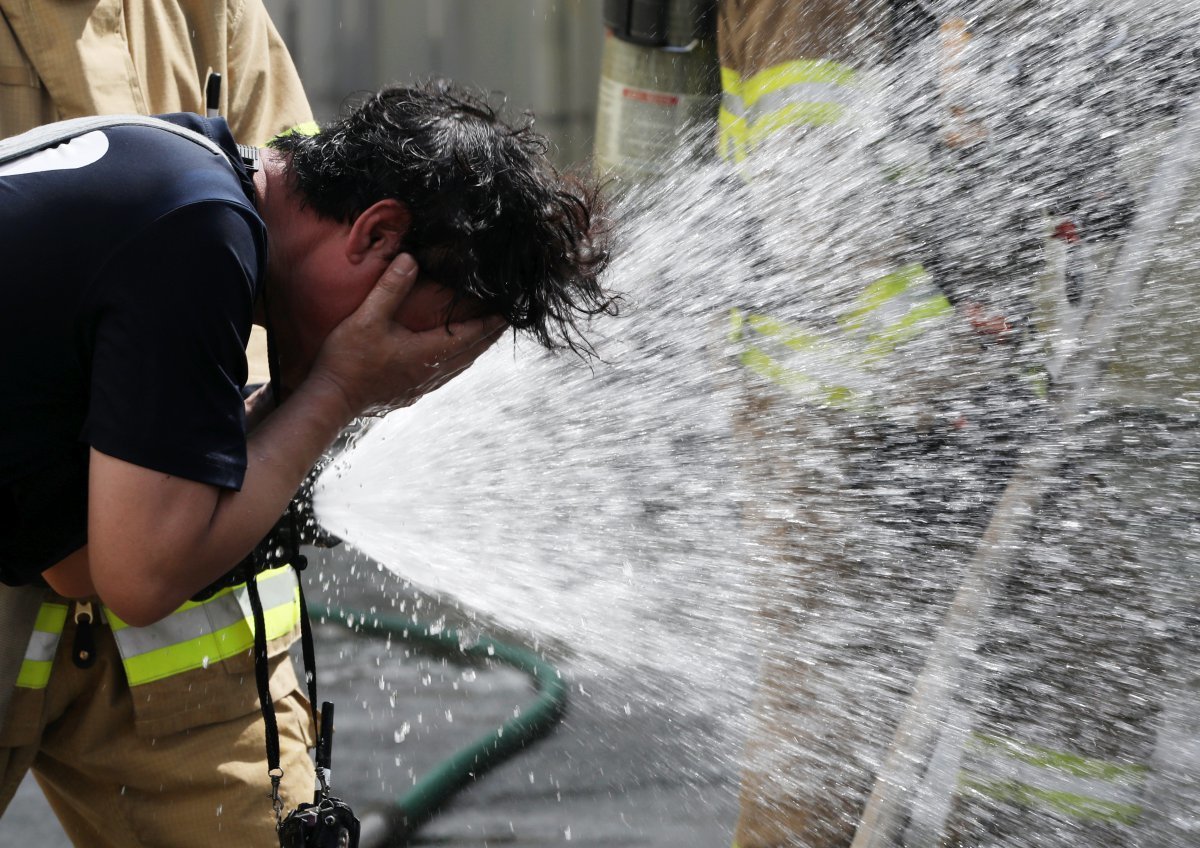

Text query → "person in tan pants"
[0,3,318,844]
[721,2,1200,846]
[719,2,1015,845]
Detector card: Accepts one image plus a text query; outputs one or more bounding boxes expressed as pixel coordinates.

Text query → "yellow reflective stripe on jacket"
[15,601,68,689]
[730,263,952,404]
[840,264,954,361]
[275,120,320,138]
[959,732,1147,825]
[862,295,953,360]
[731,309,865,409]
[720,59,858,162]
[108,565,300,686]
[842,264,928,330]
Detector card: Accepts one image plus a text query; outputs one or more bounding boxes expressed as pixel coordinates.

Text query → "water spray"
[852,91,1200,848]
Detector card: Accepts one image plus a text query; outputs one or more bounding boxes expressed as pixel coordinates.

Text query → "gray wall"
[264,0,605,166]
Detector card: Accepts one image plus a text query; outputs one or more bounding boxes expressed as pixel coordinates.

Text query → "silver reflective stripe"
[959,734,1147,824]
[963,753,1145,808]
[229,568,300,626]
[721,91,747,120]
[110,569,297,659]
[750,83,850,118]
[746,323,877,399]
[723,82,849,121]
[112,602,234,658]
[23,629,60,663]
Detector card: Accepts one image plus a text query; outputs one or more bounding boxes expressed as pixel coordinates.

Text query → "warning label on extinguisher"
[620,87,681,108]
[595,77,712,177]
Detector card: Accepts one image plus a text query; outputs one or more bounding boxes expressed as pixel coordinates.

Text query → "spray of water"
[315,2,1200,844]
[314,154,760,697]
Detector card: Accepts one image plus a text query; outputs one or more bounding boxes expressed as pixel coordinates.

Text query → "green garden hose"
[307,603,569,846]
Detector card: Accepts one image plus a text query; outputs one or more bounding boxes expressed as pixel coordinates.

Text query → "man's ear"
[346,199,412,264]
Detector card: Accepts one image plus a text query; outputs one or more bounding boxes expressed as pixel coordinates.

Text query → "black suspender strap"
[247,549,325,829]
[245,572,285,824]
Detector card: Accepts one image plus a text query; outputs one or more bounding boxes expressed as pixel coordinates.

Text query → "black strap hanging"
[246,562,329,812]
[250,184,357,844]
[249,560,361,848]
[245,570,286,824]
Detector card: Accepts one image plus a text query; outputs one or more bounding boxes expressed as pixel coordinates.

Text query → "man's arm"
[83,372,350,624]
[54,254,504,626]
[41,374,345,607]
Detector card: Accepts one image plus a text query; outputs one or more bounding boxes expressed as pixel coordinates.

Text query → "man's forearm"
[206,374,358,566]
[87,375,355,626]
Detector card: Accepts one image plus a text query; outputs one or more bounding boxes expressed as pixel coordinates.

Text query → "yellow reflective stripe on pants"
[842,264,932,330]
[720,58,858,162]
[960,733,1148,825]
[731,309,867,409]
[862,294,952,360]
[107,566,300,686]
[15,601,68,689]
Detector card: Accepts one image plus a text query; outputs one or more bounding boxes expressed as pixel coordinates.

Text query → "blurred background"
[265,0,604,166]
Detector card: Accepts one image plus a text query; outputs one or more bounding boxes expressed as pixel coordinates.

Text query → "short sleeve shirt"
[0,114,266,583]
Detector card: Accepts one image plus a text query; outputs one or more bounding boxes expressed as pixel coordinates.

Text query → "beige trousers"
[0,609,316,847]
[731,386,960,848]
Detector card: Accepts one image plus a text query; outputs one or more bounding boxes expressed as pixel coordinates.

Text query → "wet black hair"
[270,80,616,353]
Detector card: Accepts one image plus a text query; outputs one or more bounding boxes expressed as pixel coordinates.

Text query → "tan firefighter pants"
[0,607,316,847]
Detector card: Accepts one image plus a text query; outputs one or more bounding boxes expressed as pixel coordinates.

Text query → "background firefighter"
[717,2,1022,845]
[708,1,1200,847]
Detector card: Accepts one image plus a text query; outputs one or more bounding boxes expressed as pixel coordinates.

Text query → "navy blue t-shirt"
[0,114,267,584]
